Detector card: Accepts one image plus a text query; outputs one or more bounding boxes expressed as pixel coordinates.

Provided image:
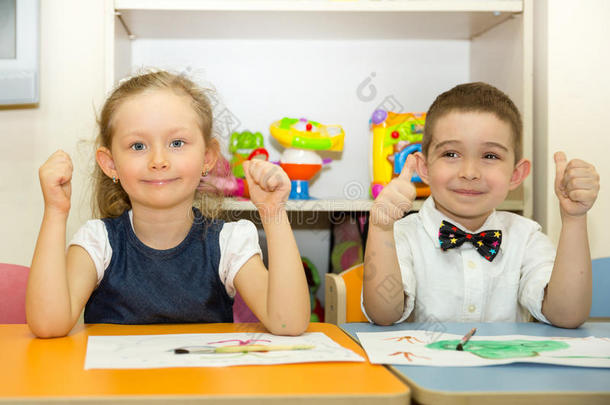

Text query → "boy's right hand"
[39,150,73,214]
[370,154,417,230]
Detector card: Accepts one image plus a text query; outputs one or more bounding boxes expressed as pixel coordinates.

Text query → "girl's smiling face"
[417,111,530,231]
[98,89,211,212]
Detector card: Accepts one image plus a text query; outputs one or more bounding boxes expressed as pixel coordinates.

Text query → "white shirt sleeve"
[519,228,556,324]
[68,219,112,285]
[218,219,263,298]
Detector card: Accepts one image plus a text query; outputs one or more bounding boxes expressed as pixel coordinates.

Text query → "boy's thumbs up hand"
[554,151,599,217]
[370,154,418,230]
[398,152,416,181]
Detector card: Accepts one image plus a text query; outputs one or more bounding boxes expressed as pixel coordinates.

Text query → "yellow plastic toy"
[270,117,344,152]
[270,117,345,199]
[370,109,430,198]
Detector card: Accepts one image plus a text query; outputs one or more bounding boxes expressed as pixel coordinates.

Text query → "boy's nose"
[459,160,480,180]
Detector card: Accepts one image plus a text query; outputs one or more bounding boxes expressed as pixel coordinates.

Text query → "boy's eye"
[170,140,185,148]
[130,142,146,151]
[442,151,459,158]
[484,153,500,160]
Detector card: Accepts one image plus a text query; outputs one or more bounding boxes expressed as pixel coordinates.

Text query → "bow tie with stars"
[438,220,502,262]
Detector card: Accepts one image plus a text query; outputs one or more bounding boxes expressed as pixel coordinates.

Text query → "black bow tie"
[438,220,502,262]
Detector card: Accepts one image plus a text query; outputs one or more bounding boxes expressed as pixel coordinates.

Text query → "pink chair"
[0,263,29,324]
[232,291,259,323]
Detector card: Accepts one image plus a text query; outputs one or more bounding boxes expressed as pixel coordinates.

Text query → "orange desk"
[0,323,409,404]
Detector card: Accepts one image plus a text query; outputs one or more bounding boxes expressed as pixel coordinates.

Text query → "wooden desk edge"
[0,392,408,405]
[387,365,610,405]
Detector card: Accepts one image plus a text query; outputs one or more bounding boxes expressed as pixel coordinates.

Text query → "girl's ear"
[203,138,220,173]
[509,158,531,190]
[96,147,117,179]
[414,151,429,185]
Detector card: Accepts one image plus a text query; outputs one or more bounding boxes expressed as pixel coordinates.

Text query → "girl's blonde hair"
[93,70,222,219]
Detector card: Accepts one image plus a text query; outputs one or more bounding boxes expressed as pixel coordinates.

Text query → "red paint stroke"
[389,351,430,361]
[207,339,271,346]
[384,336,423,344]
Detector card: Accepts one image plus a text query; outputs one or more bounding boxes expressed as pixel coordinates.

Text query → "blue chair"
[591,257,610,320]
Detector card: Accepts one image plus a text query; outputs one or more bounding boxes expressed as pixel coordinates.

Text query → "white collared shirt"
[363,197,555,324]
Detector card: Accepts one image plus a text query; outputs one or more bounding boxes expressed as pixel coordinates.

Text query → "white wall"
[131,38,470,200]
[534,0,610,259]
[0,0,106,265]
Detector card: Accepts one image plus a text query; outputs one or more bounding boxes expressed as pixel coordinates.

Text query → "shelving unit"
[106,0,532,217]
[221,197,524,212]
[105,0,532,306]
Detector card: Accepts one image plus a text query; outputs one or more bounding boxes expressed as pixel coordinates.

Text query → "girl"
[26,71,310,338]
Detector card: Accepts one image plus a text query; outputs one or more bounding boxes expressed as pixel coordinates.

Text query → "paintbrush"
[456,328,477,351]
[174,344,314,354]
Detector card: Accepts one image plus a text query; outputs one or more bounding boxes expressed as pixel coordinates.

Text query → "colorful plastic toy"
[302,257,324,322]
[270,117,345,199]
[200,154,246,197]
[228,130,269,198]
[229,130,268,178]
[369,109,430,199]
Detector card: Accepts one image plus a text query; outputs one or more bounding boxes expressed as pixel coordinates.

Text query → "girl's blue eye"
[131,142,145,151]
[170,140,185,148]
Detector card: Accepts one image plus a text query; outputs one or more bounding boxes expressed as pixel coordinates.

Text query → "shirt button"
[467,260,476,269]
[468,305,476,313]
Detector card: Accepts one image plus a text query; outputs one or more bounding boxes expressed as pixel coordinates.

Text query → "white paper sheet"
[85,332,364,369]
[357,330,610,368]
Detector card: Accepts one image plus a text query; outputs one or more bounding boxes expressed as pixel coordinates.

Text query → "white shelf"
[222,198,374,212]
[221,198,523,212]
[115,0,522,12]
[114,0,522,40]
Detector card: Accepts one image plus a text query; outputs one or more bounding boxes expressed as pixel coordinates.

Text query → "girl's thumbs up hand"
[370,154,417,230]
[553,151,599,218]
[39,150,73,215]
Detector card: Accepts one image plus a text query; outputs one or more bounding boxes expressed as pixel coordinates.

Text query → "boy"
[363,82,599,328]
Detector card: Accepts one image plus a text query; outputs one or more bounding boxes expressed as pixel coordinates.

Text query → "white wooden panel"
[116,0,523,13]
[117,9,519,40]
[470,12,532,217]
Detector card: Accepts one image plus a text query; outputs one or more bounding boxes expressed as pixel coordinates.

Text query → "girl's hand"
[370,154,417,230]
[554,151,600,217]
[39,150,73,215]
[243,160,290,217]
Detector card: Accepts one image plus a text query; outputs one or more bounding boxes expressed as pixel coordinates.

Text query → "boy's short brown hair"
[422,82,523,162]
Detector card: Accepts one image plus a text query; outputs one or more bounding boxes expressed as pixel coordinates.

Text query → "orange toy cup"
[280,163,322,181]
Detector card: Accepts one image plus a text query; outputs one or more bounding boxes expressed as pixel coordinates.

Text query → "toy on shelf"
[302,257,324,322]
[369,109,430,199]
[228,130,270,198]
[200,154,245,197]
[270,117,345,199]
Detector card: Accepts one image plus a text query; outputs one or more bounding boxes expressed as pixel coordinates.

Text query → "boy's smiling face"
[417,111,530,231]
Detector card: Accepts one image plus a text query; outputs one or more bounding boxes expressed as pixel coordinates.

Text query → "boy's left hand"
[243,160,291,216]
[554,151,600,217]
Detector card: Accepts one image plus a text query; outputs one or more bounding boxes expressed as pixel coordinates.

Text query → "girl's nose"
[149,149,169,170]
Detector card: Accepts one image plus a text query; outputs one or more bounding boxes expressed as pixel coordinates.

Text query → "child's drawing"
[357,330,610,368]
[85,332,364,369]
